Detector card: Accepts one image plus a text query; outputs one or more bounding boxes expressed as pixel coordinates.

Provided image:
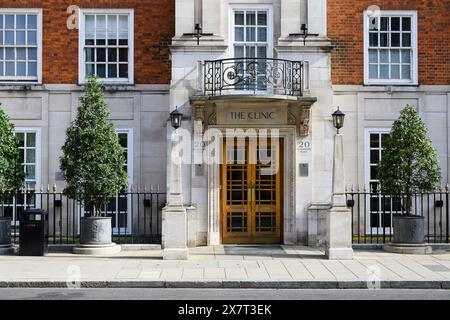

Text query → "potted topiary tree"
[60,76,128,255]
[0,106,25,254]
[378,105,440,253]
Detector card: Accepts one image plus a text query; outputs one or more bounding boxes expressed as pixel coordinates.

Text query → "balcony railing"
[203,58,304,97]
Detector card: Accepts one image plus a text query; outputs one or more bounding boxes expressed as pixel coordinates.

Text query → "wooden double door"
[221,138,283,244]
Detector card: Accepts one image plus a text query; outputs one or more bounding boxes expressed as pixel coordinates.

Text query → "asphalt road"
[0,288,449,300]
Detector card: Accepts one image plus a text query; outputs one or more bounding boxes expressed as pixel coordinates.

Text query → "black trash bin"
[19,209,48,256]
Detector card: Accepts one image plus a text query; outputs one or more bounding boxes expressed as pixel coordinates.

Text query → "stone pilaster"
[326,133,354,260]
[162,129,189,260]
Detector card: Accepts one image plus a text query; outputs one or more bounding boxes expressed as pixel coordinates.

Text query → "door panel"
[221,137,283,244]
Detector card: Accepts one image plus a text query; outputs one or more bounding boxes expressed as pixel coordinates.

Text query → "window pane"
[391,65,400,79]
[0,32,3,45]
[16,15,26,29]
[17,62,26,76]
[17,48,26,60]
[380,33,388,47]
[369,17,378,31]
[16,133,25,147]
[108,48,117,62]
[16,31,25,45]
[119,48,128,62]
[370,166,378,180]
[370,134,379,148]
[391,50,399,63]
[119,15,128,30]
[27,31,36,45]
[380,17,389,31]
[235,12,244,25]
[107,15,117,31]
[5,48,14,60]
[246,27,255,41]
[257,27,267,42]
[27,15,36,29]
[235,27,244,41]
[370,150,380,164]
[26,133,36,147]
[391,33,400,47]
[119,64,128,78]
[401,50,411,63]
[380,50,389,63]
[257,46,266,58]
[96,48,106,62]
[402,17,411,31]
[0,15,3,30]
[234,46,244,58]
[369,50,377,63]
[5,62,14,75]
[369,33,378,46]
[96,15,106,30]
[402,33,411,46]
[85,15,95,31]
[369,64,378,79]
[108,64,117,78]
[97,64,106,78]
[5,31,14,45]
[246,46,255,58]
[25,165,35,180]
[257,12,267,26]
[380,64,389,79]
[26,149,36,163]
[391,17,400,31]
[28,62,37,76]
[402,64,411,79]
[86,64,95,76]
[246,12,256,25]
[86,48,95,62]
[28,48,37,60]
[5,15,14,29]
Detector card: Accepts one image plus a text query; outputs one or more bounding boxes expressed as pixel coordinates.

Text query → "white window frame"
[363,10,418,85]
[0,8,43,84]
[364,128,393,235]
[228,4,274,59]
[113,128,133,235]
[78,9,134,85]
[7,128,42,227]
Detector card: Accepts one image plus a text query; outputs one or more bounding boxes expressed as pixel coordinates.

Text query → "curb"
[1,280,450,290]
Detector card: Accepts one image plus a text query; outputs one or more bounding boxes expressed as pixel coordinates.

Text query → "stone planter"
[393,215,425,244]
[384,215,432,254]
[0,217,14,255]
[73,217,121,255]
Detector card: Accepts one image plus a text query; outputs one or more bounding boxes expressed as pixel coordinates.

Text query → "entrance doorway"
[221,137,283,244]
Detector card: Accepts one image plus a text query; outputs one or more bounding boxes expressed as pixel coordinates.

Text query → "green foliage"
[378,105,441,214]
[0,106,25,199]
[60,76,128,216]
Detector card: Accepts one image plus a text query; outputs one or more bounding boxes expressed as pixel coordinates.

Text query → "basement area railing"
[0,190,167,245]
[346,190,449,244]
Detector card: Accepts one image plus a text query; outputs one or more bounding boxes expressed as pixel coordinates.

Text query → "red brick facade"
[328,0,450,85]
[0,0,174,84]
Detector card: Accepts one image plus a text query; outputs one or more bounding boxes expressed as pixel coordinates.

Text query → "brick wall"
[328,0,450,85]
[0,0,174,84]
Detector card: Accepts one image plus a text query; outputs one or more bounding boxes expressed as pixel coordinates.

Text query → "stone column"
[202,0,221,36]
[162,129,189,260]
[281,0,301,37]
[176,0,195,36]
[326,133,354,260]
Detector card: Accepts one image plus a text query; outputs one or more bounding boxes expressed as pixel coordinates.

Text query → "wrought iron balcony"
[203,58,305,97]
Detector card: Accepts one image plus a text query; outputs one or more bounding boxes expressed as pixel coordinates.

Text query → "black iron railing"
[0,191,166,245]
[203,58,304,97]
[346,191,450,244]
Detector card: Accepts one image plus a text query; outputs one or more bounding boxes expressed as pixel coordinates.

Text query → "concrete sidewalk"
[1,246,450,289]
